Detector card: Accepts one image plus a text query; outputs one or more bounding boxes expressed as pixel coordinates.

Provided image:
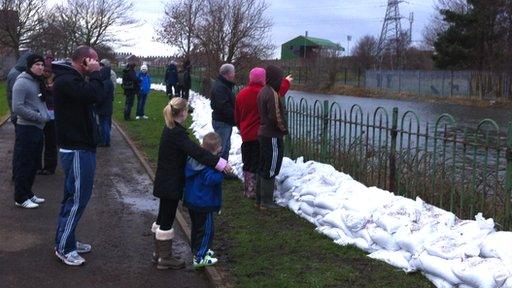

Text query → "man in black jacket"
[52,45,105,266]
[121,63,139,120]
[210,63,235,161]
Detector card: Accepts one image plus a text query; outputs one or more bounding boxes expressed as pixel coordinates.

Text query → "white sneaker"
[193,254,218,268]
[15,199,39,209]
[55,250,85,266]
[30,195,45,204]
[135,116,141,120]
[76,241,92,254]
[142,115,149,119]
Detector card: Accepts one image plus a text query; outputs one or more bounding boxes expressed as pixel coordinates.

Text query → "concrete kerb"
[112,120,233,288]
[0,114,10,127]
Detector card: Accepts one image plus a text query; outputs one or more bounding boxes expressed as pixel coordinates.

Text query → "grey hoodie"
[12,72,50,129]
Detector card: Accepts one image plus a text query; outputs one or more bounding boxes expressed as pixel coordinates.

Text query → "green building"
[281,35,343,60]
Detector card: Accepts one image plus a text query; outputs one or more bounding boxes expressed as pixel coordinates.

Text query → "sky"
[47,0,437,57]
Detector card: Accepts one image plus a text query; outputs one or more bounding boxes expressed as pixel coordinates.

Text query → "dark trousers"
[258,136,284,180]
[42,120,58,173]
[181,88,190,100]
[55,150,96,254]
[156,199,179,231]
[241,140,259,173]
[13,125,43,203]
[136,92,148,117]
[99,115,112,146]
[166,84,179,99]
[124,90,136,120]
[188,210,214,260]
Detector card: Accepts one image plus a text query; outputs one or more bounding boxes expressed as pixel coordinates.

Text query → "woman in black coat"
[151,97,230,270]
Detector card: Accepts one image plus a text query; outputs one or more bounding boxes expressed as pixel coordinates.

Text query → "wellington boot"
[243,172,256,199]
[260,177,280,210]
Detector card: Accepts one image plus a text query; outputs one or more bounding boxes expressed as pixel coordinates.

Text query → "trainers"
[30,195,45,204]
[76,241,92,254]
[142,115,149,119]
[15,199,39,209]
[55,250,85,266]
[193,255,218,268]
[135,116,141,120]
[206,249,215,257]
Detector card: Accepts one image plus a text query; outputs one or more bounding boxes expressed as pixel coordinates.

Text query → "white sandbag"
[299,202,315,218]
[281,176,301,193]
[502,277,512,288]
[413,252,463,285]
[422,273,454,288]
[315,226,343,241]
[452,213,495,243]
[314,193,343,211]
[424,235,480,260]
[452,257,509,288]
[374,213,406,234]
[288,199,301,214]
[480,232,512,266]
[319,210,353,237]
[353,237,371,251]
[352,228,373,246]
[314,207,332,217]
[367,225,400,251]
[299,195,316,207]
[368,250,414,272]
[340,210,369,232]
[394,225,431,255]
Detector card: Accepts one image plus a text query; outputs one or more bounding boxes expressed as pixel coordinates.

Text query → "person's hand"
[285,74,293,83]
[223,163,233,174]
[84,58,101,73]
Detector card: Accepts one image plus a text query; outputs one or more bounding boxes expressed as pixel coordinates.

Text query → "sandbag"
[424,235,480,260]
[413,252,463,285]
[452,257,509,288]
[320,210,353,237]
[368,250,414,272]
[314,193,343,211]
[299,202,315,218]
[367,225,400,251]
[480,232,512,266]
[422,273,454,288]
[315,226,343,241]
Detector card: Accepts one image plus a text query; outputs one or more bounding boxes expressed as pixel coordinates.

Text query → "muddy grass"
[113,87,433,287]
[0,82,8,117]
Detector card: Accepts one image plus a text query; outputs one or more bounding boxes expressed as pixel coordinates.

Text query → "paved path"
[0,121,210,288]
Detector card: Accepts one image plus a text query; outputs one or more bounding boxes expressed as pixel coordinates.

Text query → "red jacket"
[235,79,290,142]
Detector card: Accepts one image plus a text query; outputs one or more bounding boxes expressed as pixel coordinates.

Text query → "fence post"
[389,107,399,192]
[357,68,361,87]
[321,100,329,162]
[450,71,454,98]
[344,68,348,85]
[505,121,512,229]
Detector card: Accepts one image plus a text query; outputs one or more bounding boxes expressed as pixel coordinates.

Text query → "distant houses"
[281,34,344,60]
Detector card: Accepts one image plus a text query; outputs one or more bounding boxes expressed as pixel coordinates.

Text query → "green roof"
[282,36,342,50]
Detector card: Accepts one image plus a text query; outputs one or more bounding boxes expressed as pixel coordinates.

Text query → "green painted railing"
[285,97,512,230]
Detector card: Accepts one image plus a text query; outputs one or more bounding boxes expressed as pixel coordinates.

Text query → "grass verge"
[0,82,8,117]
[112,87,433,288]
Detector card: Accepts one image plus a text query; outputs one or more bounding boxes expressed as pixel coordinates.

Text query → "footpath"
[0,120,210,288]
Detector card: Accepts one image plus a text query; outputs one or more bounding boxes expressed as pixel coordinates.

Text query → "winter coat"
[122,68,139,92]
[153,122,220,200]
[96,66,115,116]
[165,64,178,85]
[138,71,151,94]
[210,75,235,126]
[235,79,291,142]
[257,85,288,138]
[182,65,191,89]
[12,72,50,129]
[52,61,106,151]
[6,53,30,119]
[183,158,223,212]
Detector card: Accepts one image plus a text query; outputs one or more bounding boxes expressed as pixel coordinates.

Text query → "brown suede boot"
[151,222,159,264]
[155,228,185,270]
[243,171,256,199]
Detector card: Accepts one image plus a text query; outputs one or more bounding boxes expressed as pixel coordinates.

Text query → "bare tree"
[157,0,203,57]
[353,35,378,70]
[53,0,136,48]
[0,0,46,57]
[422,0,469,48]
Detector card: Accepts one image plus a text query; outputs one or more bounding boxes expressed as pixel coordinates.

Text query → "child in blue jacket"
[136,64,151,120]
[184,132,224,268]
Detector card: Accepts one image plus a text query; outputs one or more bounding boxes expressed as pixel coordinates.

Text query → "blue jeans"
[55,150,96,254]
[212,120,232,161]
[99,115,112,146]
[136,92,148,117]
[13,124,43,203]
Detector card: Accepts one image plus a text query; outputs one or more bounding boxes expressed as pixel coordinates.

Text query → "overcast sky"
[47,0,437,57]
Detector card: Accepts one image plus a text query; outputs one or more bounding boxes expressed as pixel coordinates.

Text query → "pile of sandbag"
[180,90,512,288]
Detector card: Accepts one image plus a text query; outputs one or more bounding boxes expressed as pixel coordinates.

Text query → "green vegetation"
[0,82,8,118]
[113,87,432,287]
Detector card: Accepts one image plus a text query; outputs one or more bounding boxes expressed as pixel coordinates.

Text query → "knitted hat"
[26,54,44,71]
[100,59,111,67]
[265,65,283,92]
[249,67,265,85]
[141,64,148,71]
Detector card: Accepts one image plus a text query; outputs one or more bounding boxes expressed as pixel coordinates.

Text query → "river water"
[287,90,512,132]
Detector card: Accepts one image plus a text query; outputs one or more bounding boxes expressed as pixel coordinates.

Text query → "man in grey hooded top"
[12,54,50,209]
[6,52,33,125]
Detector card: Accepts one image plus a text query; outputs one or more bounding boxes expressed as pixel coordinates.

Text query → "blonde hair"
[163,98,188,128]
[202,132,222,154]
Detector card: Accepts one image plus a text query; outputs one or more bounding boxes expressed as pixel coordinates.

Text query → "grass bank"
[112,87,432,287]
[0,82,8,118]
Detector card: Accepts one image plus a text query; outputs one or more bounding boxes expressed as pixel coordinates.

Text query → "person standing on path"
[136,64,151,120]
[122,63,139,120]
[38,53,58,175]
[6,52,33,126]
[210,63,236,162]
[165,61,179,99]
[151,98,231,270]
[12,54,51,209]
[183,132,224,268]
[235,68,292,199]
[96,59,115,147]
[180,59,192,100]
[255,65,288,210]
[52,45,106,266]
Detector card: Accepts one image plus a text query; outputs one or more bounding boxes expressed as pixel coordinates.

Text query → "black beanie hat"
[26,54,45,71]
[266,65,283,92]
